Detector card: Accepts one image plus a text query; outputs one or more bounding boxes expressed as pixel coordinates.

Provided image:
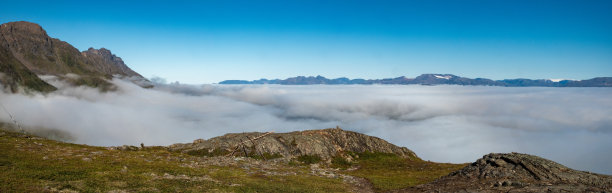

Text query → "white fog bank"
[1,79,611,174]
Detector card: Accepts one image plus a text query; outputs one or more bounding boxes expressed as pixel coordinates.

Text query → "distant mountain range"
[0,21,148,93]
[220,74,612,87]
[1,21,609,91]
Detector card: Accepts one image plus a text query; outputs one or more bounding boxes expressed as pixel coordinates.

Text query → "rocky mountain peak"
[84,47,112,56]
[81,47,141,79]
[0,21,48,36]
[83,47,125,65]
[414,74,457,80]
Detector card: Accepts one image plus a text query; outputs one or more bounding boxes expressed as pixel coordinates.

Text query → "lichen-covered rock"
[168,128,418,160]
[396,152,612,193]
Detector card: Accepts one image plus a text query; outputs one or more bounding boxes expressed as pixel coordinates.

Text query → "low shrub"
[331,156,352,169]
[297,154,322,164]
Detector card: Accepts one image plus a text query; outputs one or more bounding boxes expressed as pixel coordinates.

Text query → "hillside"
[0,126,465,193]
[2,125,611,192]
[169,128,418,160]
[0,21,147,93]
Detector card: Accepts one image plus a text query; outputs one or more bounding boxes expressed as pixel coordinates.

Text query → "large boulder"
[397,153,612,192]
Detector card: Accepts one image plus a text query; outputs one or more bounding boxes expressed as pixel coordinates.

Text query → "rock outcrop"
[81,47,142,78]
[169,128,418,160]
[0,21,147,92]
[397,153,612,192]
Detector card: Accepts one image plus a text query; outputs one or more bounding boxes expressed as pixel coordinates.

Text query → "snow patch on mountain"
[549,79,567,82]
[434,75,452,80]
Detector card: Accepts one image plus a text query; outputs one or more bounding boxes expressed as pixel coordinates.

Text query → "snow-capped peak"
[434,75,452,80]
[549,79,566,82]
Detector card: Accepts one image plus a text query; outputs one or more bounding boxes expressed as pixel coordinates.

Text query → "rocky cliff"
[0,21,147,92]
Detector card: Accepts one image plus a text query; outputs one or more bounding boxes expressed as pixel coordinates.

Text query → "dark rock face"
[81,47,143,78]
[397,153,612,192]
[168,128,418,160]
[0,22,57,92]
[0,21,146,92]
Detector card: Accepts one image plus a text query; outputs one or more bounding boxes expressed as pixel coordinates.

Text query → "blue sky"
[1,0,611,83]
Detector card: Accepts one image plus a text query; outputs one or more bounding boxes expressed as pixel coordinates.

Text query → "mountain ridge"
[0,21,147,93]
[220,74,612,87]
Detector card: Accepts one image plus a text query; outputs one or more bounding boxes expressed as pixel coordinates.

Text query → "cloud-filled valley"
[1,78,611,174]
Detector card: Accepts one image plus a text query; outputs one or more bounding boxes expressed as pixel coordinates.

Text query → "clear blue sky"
[1,0,611,83]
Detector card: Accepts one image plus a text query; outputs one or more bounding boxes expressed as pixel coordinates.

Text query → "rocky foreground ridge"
[169,128,418,160]
[1,125,611,192]
[168,128,612,192]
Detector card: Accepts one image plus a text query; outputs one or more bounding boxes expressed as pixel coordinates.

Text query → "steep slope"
[0,21,146,92]
[398,153,612,192]
[0,45,56,93]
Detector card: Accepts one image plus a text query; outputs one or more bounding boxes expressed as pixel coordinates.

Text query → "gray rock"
[168,128,418,160]
[395,152,612,192]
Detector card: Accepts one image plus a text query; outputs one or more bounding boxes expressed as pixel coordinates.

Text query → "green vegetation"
[343,151,467,192]
[296,154,322,164]
[70,76,116,92]
[248,152,283,160]
[0,129,349,193]
[330,156,352,169]
[0,125,466,192]
[185,148,229,157]
[0,52,57,93]
[186,147,282,161]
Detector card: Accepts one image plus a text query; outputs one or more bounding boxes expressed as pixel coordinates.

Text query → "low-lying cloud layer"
[1,78,611,174]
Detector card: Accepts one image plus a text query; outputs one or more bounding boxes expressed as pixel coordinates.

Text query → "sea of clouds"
[1,78,611,174]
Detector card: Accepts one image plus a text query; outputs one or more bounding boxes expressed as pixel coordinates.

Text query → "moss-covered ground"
[337,152,468,192]
[0,129,348,193]
[0,127,466,192]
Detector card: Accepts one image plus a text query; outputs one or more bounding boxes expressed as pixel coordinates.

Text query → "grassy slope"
[0,127,466,192]
[340,152,467,191]
[0,129,348,193]
[0,48,57,93]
